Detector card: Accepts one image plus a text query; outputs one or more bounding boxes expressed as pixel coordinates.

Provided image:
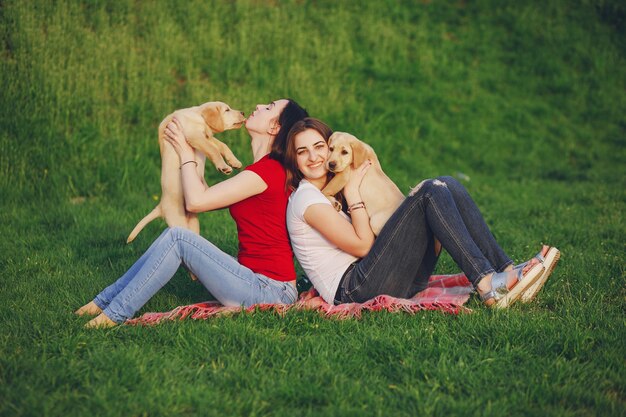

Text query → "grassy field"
[1,0,625,416]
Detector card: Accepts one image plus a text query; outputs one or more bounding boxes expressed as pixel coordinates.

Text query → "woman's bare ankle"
[476,273,494,296]
[476,270,517,300]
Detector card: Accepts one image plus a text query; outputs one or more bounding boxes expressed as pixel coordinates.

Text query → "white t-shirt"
[287,180,358,304]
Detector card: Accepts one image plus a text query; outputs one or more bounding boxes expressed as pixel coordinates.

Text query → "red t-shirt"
[229,155,296,282]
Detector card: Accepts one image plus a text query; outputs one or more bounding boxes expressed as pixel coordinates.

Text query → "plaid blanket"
[127,273,474,326]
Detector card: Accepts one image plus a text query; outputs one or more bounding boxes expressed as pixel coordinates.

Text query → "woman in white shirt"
[285,118,559,308]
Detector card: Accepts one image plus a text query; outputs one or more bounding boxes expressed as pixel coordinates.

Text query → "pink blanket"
[127,273,474,326]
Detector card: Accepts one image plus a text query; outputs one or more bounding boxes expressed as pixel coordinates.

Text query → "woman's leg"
[341,179,496,303]
[91,228,173,310]
[435,176,513,272]
[100,227,296,323]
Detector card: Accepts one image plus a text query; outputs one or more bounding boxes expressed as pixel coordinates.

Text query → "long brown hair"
[284,118,333,191]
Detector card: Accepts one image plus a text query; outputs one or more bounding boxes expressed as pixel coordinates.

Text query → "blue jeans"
[336,176,513,303]
[93,227,297,323]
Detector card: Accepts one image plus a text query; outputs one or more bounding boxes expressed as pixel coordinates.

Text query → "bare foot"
[85,313,117,329]
[75,301,102,316]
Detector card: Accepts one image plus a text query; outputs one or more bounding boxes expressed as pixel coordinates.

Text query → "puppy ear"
[201,107,225,133]
[351,140,371,168]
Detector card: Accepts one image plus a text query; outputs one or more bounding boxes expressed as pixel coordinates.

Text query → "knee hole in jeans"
[408,178,447,197]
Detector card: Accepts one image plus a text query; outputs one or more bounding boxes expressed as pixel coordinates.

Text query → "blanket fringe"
[126,274,473,326]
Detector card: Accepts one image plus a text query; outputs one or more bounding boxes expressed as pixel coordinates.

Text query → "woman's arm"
[184,171,267,213]
[304,161,375,258]
[164,119,267,212]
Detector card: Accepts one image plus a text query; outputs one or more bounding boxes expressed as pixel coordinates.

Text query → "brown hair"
[284,117,333,190]
[268,99,309,164]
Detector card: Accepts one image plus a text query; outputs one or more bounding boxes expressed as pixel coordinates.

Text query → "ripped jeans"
[335,176,513,303]
[93,227,297,323]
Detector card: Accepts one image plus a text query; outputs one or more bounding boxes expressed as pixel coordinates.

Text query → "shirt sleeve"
[245,157,280,189]
[292,185,331,221]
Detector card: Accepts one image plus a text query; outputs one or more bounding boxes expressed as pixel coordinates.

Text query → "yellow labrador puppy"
[322,132,405,236]
[127,101,246,243]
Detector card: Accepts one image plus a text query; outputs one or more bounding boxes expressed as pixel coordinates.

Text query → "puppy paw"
[327,196,342,212]
[227,158,243,169]
[217,164,233,175]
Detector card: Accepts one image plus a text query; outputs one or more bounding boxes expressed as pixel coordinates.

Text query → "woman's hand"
[163,118,195,161]
[343,160,372,201]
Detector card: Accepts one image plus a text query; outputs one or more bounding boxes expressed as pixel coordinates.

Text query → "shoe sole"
[495,263,545,309]
[520,247,560,303]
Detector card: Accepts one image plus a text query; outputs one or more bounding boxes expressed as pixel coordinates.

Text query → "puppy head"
[200,101,246,133]
[325,132,373,173]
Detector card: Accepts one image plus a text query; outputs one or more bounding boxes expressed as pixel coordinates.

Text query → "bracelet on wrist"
[347,201,366,214]
[348,205,366,214]
[180,160,198,169]
[348,201,365,209]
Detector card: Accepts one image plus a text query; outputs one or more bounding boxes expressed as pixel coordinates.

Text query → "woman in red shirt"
[76,99,307,328]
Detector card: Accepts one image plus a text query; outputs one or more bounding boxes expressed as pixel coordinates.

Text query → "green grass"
[1,0,625,416]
